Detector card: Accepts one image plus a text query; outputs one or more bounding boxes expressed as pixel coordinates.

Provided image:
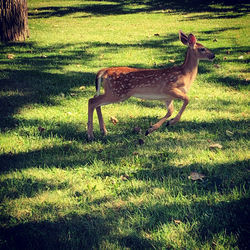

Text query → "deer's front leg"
[166,89,189,126]
[145,100,174,136]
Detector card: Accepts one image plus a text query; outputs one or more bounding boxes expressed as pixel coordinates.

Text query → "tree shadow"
[28,0,250,19]
[0,214,109,250]
[137,197,250,249]
[1,188,249,249]
[0,117,248,174]
[0,41,96,131]
[0,177,69,202]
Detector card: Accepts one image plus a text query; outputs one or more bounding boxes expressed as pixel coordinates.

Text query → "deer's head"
[179,30,215,61]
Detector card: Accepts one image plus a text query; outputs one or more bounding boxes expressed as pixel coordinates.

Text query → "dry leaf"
[79,86,86,90]
[133,127,142,134]
[138,139,145,145]
[110,116,118,125]
[226,130,234,137]
[213,38,218,42]
[169,59,175,63]
[120,174,130,181]
[188,172,205,181]
[209,143,223,149]
[38,126,45,133]
[214,64,220,68]
[238,55,244,59]
[174,220,181,225]
[41,55,47,58]
[7,54,15,59]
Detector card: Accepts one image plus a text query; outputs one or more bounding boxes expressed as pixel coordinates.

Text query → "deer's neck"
[181,48,199,83]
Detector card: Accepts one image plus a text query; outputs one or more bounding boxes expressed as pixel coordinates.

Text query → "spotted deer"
[87,31,215,140]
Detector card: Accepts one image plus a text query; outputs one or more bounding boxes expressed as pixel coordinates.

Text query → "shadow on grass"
[0,214,109,250]
[0,41,96,131]
[0,194,249,249]
[1,116,249,249]
[0,177,69,202]
[28,0,249,19]
[0,117,249,172]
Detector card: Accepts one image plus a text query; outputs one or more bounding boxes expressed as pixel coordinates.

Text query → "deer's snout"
[209,52,215,61]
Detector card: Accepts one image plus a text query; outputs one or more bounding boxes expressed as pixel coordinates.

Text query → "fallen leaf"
[226,130,234,137]
[133,127,142,134]
[212,241,217,246]
[79,86,86,90]
[7,54,15,59]
[110,116,118,125]
[188,172,205,181]
[138,139,145,145]
[209,143,223,149]
[41,54,47,58]
[238,55,244,59]
[120,174,130,181]
[38,126,45,133]
[213,38,218,42]
[169,59,175,63]
[174,220,181,225]
[214,64,220,69]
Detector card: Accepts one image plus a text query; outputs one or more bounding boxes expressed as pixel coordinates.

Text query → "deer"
[87,30,215,140]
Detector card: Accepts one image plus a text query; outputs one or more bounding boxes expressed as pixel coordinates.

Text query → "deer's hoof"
[166,119,174,127]
[87,134,94,142]
[101,128,108,136]
[145,126,154,136]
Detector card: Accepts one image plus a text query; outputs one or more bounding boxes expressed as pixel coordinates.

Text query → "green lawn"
[0,0,249,249]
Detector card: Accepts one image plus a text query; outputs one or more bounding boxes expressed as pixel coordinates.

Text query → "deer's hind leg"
[87,94,111,140]
[87,93,127,140]
[96,106,107,136]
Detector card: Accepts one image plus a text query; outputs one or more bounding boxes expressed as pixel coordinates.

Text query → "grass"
[0,0,250,249]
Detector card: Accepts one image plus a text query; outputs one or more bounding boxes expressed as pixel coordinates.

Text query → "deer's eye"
[199,48,206,52]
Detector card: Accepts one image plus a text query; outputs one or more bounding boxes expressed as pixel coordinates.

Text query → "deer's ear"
[187,34,197,47]
[179,30,188,45]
